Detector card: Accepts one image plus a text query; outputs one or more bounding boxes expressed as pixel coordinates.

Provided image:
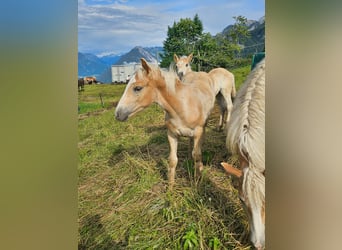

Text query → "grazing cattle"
[78,78,85,91]
[84,76,97,84]
[174,53,236,131]
[115,58,216,188]
[221,58,265,250]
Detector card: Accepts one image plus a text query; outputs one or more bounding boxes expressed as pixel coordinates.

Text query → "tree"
[160,14,203,68]
[227,15,251,57]
[192,32,218,71]
[161,14,252,70]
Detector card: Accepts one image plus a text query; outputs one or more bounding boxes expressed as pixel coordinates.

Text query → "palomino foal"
[174,53,236,130]
[221,59,265,250]
[115,58,216,188]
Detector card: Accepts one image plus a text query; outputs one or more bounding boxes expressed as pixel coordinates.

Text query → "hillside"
[78,52,109,78]
[144,46,164,63]
[99,53,122,65]
[97,67,112,84]
[220,16,265,56]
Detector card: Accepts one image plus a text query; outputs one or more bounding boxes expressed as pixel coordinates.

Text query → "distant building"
[111,64,140,83]
[111,62,158,84]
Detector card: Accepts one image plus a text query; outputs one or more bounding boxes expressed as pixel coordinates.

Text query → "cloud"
[78,0,265,55]
[78,1,171,54]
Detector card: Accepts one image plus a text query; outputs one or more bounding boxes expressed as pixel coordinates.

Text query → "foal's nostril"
[114,109,121,120]
[115,108,128,121]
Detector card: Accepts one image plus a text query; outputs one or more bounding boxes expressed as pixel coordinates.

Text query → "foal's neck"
[155,78,182,119]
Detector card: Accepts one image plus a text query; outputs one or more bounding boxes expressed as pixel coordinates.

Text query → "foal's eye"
[186,63,189,67]
[133,86,143,92]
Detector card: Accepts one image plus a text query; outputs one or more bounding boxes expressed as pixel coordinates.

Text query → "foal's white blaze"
[115,75,136,120]
[222,162,265,249]
[115,71,153,121]
[250,207,265,249]
[241,167,265,249]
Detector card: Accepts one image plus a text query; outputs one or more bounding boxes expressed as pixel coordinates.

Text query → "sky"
[78,0,265,56]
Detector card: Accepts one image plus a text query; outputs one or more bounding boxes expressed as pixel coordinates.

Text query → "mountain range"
[78,46,164,82]
[116,46,161,65]
[78,16,264,83]
[78,52,109,78]
[221,16,265,55]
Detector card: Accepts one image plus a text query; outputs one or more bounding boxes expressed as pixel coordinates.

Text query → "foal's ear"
[173,54,179,62]
[188,53,193,62]
[141,58,151,75]
[221,162,243,178]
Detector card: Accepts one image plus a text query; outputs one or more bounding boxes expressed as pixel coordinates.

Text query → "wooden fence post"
[99,93,104,108]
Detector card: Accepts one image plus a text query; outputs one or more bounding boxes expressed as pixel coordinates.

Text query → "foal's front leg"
[167,131,178,189]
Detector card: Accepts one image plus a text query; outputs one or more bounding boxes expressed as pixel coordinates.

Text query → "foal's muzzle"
[115,108,128,121]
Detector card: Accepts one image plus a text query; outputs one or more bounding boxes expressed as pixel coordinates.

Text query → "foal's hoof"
[167,182,175,191]
[151,183,166,193]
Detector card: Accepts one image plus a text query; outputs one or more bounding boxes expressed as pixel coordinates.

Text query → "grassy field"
[78,65,252,249]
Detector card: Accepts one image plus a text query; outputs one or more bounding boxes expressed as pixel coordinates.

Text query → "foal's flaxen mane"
[226,59,265,173]
[135,62,179,94]
[226,59,265,209]
[227,58,265,250]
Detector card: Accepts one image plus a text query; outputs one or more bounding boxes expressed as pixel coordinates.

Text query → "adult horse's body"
[115,58,216,188]
[221,58,265,250]
[174,53,236,130]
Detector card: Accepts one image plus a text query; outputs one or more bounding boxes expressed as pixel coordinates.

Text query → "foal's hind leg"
[218,104,226,131]
[192,127,205,180]
[216,93,227,131]
[225,95,233,125]
[167,131,178,189]
[219,88,234,131]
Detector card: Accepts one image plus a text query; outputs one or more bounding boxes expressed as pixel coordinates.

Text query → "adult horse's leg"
[167,131,178,189]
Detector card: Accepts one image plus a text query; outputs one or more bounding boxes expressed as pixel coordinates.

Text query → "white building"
[111,64,140,83]
[111,62,159,83]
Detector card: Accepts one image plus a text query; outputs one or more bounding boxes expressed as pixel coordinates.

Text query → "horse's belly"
[165,120,194,137]
[177,127,194,137]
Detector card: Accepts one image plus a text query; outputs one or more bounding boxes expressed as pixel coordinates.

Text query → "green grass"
[78,67,252,250]
[78,84,126,114]
[231,65,251,91]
